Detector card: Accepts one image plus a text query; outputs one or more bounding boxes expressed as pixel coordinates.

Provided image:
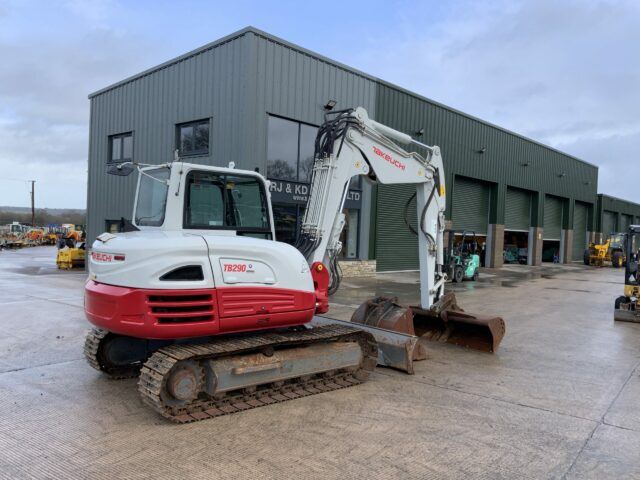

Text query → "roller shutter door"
[452,177,490,234]
[505,187,531,231]
[621,214,633,232]
[375,184,419,272]
[544,196,563,240]
[603,210,617,235]
[572,202,588,261]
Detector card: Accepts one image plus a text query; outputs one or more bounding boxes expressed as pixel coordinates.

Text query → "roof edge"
[375,80,599,170]
[87,26,598,171]
[598,193,640,207]
[88,26,256,98]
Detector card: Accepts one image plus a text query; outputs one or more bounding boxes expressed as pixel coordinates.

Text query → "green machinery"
[614,225,639,322]
[445,230,480,283]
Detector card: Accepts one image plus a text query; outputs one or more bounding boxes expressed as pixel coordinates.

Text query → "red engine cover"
[85,280,316,340]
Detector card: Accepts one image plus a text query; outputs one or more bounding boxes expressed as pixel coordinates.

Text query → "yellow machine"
[25,228,44,244]
[56,242,86,269]
[55,225,86,269]
[614,226,639,322]
[584,233,626,267]
[44,233,58,245]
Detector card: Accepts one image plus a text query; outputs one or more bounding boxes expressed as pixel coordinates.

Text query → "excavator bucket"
[310,314,425,374]
[347,293,505,373]
[410,292,505,353]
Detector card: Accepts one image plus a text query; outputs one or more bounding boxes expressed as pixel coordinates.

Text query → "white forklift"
[85,107,505,422]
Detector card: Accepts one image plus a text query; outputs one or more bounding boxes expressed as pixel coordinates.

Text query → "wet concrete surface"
[1,246,640,479]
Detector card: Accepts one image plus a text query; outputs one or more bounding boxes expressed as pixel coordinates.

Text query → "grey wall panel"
[87,35,253,243]
[245,31,376,165]
[244,32,377,257]
[88,29,378,253]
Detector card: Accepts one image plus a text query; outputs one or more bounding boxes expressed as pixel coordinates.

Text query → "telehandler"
[584,233,626,267]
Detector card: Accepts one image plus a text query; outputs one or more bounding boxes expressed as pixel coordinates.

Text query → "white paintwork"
[89,226,313,292]
[89,162,313,292]
[301,107,446,308]
[89,231,214,289]
[204,234,312,291]
[132,163,277,241]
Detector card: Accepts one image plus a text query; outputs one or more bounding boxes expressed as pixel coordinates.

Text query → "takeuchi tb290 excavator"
[84,107,505,423]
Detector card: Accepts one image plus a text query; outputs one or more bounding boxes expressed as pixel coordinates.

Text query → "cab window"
[183,171,271,238]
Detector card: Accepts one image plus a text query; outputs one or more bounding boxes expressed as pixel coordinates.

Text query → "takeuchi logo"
[373,146,406,171]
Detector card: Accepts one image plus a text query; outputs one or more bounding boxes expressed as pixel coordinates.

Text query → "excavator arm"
[304,108,505,372]
[298,107,446,309]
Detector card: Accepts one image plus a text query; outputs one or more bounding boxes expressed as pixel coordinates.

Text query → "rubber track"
[83,328,141,380]
[138,324,378,423]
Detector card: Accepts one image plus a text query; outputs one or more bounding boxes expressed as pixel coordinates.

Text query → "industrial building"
[87,26,640,272]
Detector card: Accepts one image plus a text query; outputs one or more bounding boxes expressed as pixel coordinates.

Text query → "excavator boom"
[298,108,505,370]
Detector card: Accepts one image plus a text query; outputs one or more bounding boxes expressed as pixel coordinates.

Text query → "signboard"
[268,179,362,209]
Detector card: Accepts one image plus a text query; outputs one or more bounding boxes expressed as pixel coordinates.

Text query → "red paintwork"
[84,280,315,340]
[311,262,329,314]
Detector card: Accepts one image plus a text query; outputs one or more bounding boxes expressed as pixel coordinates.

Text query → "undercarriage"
[85,324,377,423]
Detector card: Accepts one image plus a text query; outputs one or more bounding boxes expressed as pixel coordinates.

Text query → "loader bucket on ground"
[411,292,506,353]
[614,305,640,323]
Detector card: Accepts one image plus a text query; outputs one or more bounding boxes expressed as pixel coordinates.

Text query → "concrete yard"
[2,246,640,479]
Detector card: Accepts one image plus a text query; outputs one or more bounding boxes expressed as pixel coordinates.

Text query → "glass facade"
[266,115,361,257]
[267,116,318,181]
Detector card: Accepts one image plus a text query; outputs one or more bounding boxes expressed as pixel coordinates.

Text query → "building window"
[109,132,133,163]
[267,116,318,182]
[177,119,210,156]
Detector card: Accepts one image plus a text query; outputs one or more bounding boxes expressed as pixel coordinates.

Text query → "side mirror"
[107,163,135,176]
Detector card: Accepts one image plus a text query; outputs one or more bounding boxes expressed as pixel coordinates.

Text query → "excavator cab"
[614,226,640,322]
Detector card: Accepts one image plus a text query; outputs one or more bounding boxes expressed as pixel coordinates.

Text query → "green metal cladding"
[596,194,640,234]
[372,82,600,269]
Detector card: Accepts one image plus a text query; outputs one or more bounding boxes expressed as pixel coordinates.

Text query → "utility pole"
[30,180,35,227]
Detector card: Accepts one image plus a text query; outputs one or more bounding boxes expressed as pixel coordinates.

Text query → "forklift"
[445,230,480,283]
[614,225,639,322]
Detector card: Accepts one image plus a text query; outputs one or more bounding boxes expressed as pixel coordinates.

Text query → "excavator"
[84,107,505,423]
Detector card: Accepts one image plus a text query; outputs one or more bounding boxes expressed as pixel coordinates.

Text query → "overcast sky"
[0,0,638,208]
